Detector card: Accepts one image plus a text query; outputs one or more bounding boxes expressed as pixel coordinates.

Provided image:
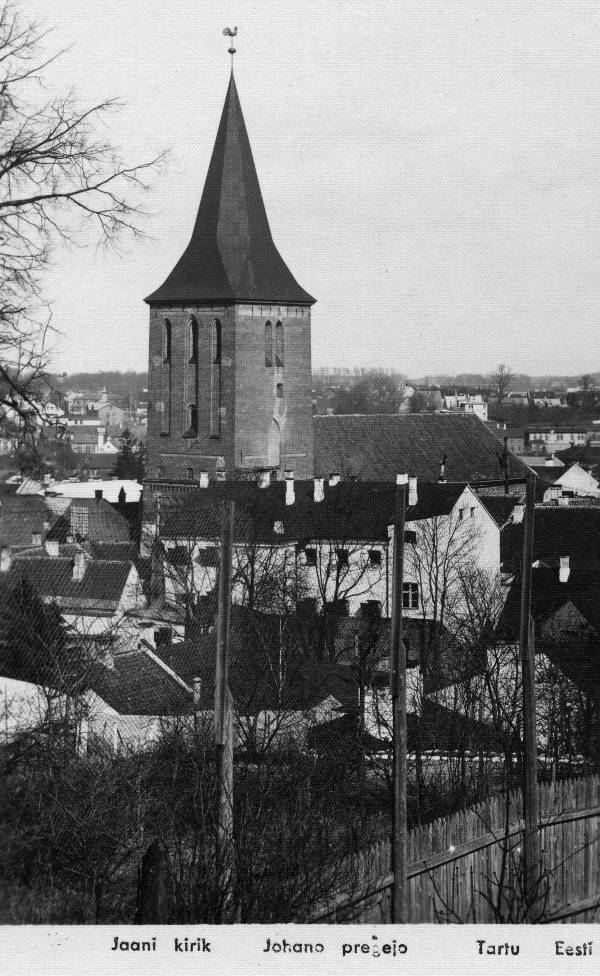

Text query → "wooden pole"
[214,500,235,919]
[519,472,541,918]
[390,474,408,923]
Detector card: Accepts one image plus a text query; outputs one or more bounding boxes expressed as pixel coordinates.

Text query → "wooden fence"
[307,774,600,923]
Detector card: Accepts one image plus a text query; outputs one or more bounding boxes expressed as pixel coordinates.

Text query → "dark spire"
[145,75,315,306]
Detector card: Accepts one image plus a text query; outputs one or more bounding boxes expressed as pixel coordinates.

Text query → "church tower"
[144,69,315,486]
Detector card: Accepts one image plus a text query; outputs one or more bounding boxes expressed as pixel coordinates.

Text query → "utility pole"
[214,499,235,920]
[519,472,541,918]
[390,473,408,923]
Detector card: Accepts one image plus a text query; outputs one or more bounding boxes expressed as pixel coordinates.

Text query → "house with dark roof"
[148,477,501,620]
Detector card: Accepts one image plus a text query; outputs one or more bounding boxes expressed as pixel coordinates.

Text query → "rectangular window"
[402,582,419,609]
[368,549,382,566]
[336,548,349,567]
[470,506,476,518]
[458,508,465,521]
[304,547,317,567]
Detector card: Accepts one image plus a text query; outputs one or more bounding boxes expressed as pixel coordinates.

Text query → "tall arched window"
[210,319,222,436]
[212,319,222,364]
[264,320,273,366]
[163,319,172,363]
[161,318,172,434]
[186,403,198,435]
[188,316,199,363]
[275,320,284,367]
[276,382,283,399]
[267,419,281,468]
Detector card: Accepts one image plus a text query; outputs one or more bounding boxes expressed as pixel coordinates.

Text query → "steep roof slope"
[145,75,314,306]
[313,413,531,482]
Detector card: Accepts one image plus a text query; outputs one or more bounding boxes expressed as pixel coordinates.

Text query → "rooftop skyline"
[26,0,600,376]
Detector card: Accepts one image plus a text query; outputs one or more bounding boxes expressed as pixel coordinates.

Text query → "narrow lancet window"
[275,320,284,367]
[188,316,199,363]
[264,320,273,366]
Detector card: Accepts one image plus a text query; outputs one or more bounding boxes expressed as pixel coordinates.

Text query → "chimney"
[328,472,340,487]
[313,477,325,503]
[193,676,202,711]
[72,549,89,582]
[215,470,226,482]
[31,531,42,547]
[257,469,270,489]
[0,547,12,572]
[199,472,209,488]
[439,454,448,483]
[512,501,525,523]
[45,539,59,557]
[285,470,295,506]
[408,476,418,506]
[97,426,106,449]
[559,555,570,583]
[94,488,103,500]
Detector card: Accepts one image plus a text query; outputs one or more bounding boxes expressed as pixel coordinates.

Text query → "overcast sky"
[25,0,600,377]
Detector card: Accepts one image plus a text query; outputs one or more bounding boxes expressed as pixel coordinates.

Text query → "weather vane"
[223,27,238,69]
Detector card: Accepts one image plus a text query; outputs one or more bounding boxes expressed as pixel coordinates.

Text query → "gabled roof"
[0,496,55,548]
[145,74,314,307]
[46,497,131,544]
[6,556,134,613]
[157,480,469,545]
[501,506,600,571]
[89,649,193,716]
[313,414,531,482]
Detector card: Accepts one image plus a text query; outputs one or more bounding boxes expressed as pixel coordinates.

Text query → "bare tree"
[491,364,513,406]
[0,2,164,431]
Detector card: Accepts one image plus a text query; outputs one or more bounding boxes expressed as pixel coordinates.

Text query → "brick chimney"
[0,547,12,572]
[31,531,42,547]
[559,555,570,583]
[408,476,418,506]
[285,470,295,506]
[328,472,340,487]
[257,469,270,489]
[97,426,106,449]
[199,472,209,488]
[45,539,59,557]
[313,477,325,503]
[72,549,89,582]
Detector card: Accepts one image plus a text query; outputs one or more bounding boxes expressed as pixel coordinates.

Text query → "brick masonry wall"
[146,303,314,482]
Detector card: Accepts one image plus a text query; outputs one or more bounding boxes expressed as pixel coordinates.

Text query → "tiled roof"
[47,497,131,544]
[145,75,314,307]
[0,496,54,548]
[6,556,134,613]
[158,480,468,545]
[555,445,600,470]
[89,649,193,715]
[313,414,531,482]
[501,507,600,570]
[478,495,519,527]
